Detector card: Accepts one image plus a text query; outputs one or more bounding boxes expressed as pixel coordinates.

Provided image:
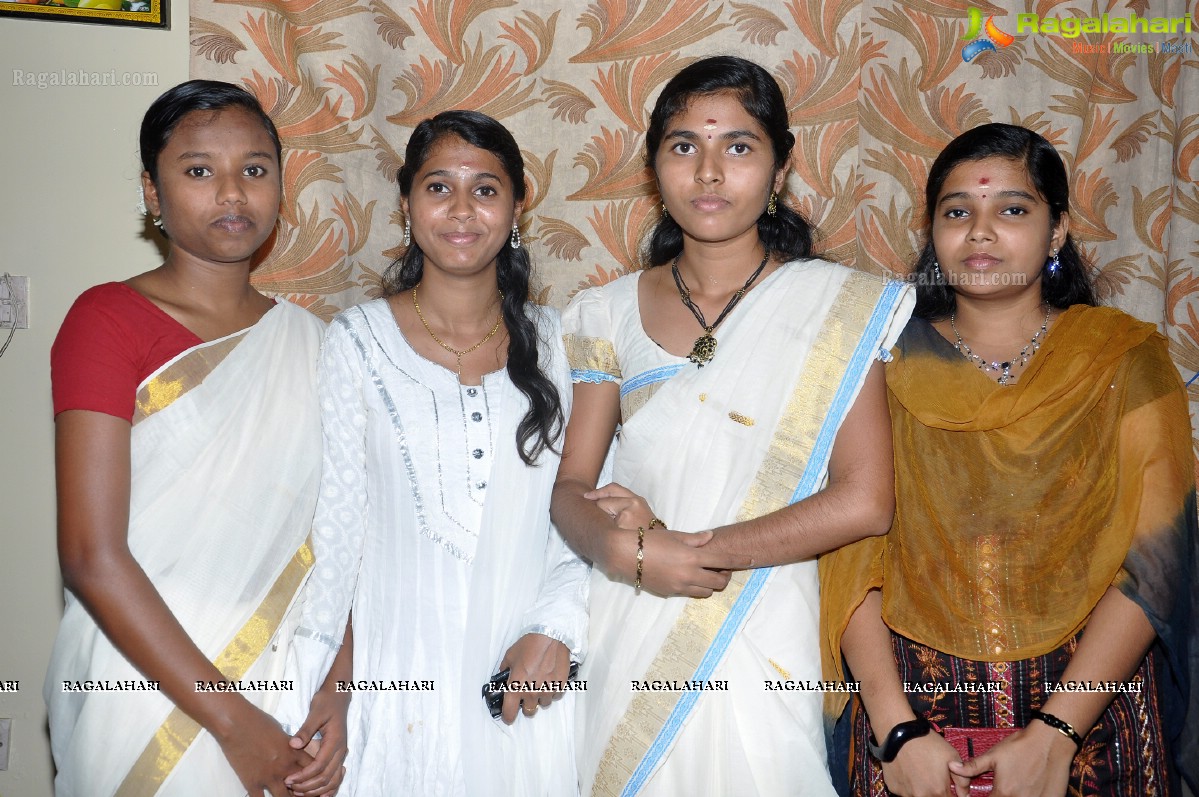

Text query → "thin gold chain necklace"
[412,285,504,378]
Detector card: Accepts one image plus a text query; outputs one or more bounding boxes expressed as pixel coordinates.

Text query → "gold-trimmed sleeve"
[564,333,621,384]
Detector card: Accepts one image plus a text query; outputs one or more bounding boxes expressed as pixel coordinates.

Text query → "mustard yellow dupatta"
[822,305,1198,788]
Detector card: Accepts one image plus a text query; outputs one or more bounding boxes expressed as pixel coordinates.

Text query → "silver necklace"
[950,305,1050,386]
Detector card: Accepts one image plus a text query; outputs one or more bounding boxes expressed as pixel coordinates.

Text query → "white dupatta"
[459,306,583,797]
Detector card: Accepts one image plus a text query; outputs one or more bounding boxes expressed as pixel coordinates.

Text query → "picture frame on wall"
[0,0,167,29]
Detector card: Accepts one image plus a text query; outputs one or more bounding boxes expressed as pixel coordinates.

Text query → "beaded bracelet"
[634,526,646,592]
[1030,709,1083,749]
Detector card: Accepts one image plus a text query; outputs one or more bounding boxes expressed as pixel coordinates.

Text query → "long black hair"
[140,79,281,184]
[643,55,814,267]
[913,123,1097,320]
[382,110,563,466]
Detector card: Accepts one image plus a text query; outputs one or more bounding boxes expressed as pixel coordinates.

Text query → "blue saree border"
[573,368,620,385]
[620,364,686,397]
[619,279,905,796]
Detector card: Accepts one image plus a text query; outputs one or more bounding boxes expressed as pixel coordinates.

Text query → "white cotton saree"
[564,260,913,797]
[45,301,324,797]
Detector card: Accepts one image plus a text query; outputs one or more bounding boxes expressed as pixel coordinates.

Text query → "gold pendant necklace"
[671,252,769,367]
[412,286,504,379]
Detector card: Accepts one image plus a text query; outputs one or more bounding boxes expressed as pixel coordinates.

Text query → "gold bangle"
[635,526,646,592]
[648,517,666,530]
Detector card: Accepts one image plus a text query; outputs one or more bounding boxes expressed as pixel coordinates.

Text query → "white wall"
[0,4,189,792]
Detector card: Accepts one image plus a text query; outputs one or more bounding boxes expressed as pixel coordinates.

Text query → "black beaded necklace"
[670,252,770,367]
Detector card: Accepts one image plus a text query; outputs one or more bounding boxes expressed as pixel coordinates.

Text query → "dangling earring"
[510,222,521,250]
[766,192,778,217]
[153,217,164,230]
[1046,248,1060,278]
[661,202,669,220]
[403,218,411,247]
[933,260,943,283]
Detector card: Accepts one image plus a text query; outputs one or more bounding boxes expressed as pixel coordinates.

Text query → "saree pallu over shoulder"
[132,330,245,424]
[46,301,325,797]
[584,262,914,797]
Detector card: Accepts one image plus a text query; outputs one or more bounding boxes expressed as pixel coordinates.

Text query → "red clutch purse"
[941,727,1016,796]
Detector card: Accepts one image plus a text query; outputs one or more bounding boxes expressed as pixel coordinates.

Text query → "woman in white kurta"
[282,110,587,797]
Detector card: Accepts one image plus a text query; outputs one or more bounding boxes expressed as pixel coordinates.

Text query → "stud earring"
[403,218,411,247]
[1046,248,1060,277]
[510,222,521,250]
[766,192,778,217]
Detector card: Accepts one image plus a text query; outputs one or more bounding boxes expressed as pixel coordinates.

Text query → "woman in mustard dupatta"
[832,124,1196,796]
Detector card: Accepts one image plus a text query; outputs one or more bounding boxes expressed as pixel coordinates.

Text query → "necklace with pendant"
[671,252,769,367]
[412,286,504,379]
[950,304,1051,385]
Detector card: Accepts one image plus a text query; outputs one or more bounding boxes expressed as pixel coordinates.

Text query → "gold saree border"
[592,271,886,796]
[621,381,664,423]
[565,333,621,380]
[132,333,245,425]
[115,539,314,797]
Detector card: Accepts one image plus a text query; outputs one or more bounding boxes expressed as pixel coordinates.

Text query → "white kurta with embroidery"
[280,298,587,797]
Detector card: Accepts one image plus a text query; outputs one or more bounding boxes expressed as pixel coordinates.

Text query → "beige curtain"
[189,0,1199,465]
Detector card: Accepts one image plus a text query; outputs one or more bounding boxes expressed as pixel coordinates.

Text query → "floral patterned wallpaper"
[190,0,1199,464]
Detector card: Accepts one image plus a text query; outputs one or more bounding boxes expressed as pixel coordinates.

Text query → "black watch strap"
[868,717,932,763]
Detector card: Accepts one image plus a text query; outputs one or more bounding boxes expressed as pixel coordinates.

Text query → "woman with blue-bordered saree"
[549,56,915,797]
[560,259,912,796]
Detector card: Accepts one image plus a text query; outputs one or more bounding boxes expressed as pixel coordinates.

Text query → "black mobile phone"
[482,661,580,719]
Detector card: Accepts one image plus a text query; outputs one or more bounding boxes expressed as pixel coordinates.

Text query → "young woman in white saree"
[47,81,346,796]
[551,56,915,796]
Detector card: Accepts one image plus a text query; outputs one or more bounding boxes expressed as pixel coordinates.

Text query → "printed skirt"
[849,632,1176,796]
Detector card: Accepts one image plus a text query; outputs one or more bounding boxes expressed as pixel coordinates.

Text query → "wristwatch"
[868,717,932,762]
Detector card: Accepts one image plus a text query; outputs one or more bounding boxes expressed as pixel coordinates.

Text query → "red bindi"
[978,176,990,186]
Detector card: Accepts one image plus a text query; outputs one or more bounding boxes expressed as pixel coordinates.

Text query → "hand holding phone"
[482,661,580,720]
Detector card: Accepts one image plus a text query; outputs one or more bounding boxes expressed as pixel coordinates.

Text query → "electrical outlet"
[0,717,10,770]
[0,275,29,329]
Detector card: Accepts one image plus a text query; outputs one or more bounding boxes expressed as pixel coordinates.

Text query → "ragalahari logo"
[961,7,1015,61]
